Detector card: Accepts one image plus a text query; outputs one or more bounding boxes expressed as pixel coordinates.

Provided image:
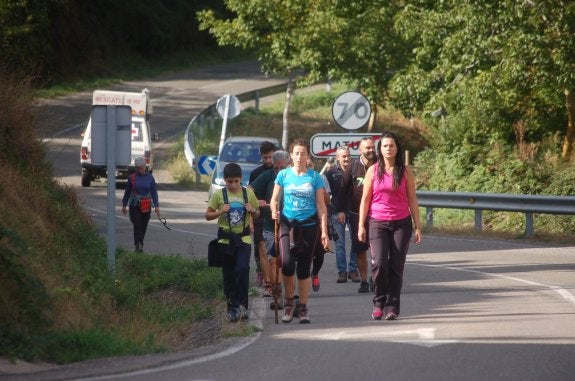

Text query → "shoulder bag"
[131,174,152,213]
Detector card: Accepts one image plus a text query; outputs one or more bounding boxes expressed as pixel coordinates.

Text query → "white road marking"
[271,326,455,348]
[412,262,575,307]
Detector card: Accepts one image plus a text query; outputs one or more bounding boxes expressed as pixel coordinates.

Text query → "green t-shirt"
[208,187,259,244]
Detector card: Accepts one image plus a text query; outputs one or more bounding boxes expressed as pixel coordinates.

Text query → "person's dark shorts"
[348,212,369,252]
[253,215,264,243]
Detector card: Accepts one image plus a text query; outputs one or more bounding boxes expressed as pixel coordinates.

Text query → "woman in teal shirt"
[270,139,329,324]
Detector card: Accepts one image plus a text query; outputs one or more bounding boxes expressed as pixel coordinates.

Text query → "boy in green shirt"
[205,163,260,322]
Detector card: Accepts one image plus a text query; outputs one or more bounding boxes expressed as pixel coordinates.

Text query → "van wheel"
[81,170,91,187]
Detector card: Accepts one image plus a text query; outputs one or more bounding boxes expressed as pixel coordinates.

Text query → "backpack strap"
[222,188,231,228]
[241,186,249,230]
[242,186,248,204]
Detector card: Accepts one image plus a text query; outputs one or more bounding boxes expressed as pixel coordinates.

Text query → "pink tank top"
[369,163,411,221]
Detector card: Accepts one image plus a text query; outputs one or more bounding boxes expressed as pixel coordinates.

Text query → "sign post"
[216,94,241,155]
[91,105,132,273]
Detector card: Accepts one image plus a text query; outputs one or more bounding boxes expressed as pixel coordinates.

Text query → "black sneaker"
[358,281,369,293]
[337,272,348,283]
[227,308,240,322]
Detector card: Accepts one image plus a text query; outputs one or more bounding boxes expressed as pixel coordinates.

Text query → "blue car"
[208,136,281,198]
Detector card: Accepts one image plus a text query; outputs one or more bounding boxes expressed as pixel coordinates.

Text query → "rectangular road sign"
[310,133,381,157]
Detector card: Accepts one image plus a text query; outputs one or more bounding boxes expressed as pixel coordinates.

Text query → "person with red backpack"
[122,156,160,253]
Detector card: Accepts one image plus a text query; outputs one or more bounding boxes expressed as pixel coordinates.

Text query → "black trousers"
[368,216,413,314]
[129,205,151,246]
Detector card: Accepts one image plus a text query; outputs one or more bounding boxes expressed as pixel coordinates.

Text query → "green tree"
[198,0,313,146]
[389,0,575,160]
[197,1,411,141]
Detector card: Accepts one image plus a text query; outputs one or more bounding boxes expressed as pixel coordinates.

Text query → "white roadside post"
[216,94,241,155]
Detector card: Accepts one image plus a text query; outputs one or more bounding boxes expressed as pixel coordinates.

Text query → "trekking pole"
[273,205,280,324]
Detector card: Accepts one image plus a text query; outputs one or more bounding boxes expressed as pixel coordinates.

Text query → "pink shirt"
[369,163,411,221]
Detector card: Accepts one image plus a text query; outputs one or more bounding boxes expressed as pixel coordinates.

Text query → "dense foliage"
[0,0,228,85]
[198,1,575,196]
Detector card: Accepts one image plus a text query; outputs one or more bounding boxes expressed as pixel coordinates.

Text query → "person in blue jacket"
[122,156,160,253]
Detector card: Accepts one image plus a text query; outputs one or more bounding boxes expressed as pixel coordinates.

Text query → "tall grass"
[0,64,244,364]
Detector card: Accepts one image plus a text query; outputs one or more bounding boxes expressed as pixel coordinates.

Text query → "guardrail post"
[474,210,482,232]
[426,207,433,230]
[254,90,260,113]
[198,114,205,139]
[525,212,534,238]
[209,107,216,131]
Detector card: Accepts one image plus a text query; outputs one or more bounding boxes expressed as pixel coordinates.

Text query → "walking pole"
[273,210,280,324]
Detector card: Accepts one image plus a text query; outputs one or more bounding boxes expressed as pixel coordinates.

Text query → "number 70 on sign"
[331,91,371,131]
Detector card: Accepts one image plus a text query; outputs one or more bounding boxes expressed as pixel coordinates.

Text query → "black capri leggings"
[278,217,321,279]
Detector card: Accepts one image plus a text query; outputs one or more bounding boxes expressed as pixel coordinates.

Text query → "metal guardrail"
[417,190,575,238]
[183,84,575,238]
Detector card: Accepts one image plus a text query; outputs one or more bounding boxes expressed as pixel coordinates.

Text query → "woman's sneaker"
[263,284,273,297]
[312,274,320,291]
[371,307,383,320]
[282,298,295,323]
[297,303,310,324]
[385,311,399,320]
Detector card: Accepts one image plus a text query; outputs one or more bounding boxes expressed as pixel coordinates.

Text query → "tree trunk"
[282,72,295,148]
[562,88,575,161]
[367,102,378,131]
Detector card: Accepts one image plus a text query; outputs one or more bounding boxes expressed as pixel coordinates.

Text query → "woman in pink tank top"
[357,131,422,321]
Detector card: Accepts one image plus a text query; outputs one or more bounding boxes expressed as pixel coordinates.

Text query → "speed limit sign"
[332,91,371,130]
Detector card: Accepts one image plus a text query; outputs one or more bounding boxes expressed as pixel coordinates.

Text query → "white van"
[80,89,157,187]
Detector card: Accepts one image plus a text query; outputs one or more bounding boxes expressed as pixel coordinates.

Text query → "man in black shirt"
[336,138,377,293]
[249,141,278,293]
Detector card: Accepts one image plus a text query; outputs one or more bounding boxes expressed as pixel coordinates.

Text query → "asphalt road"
[5,61,575,381]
